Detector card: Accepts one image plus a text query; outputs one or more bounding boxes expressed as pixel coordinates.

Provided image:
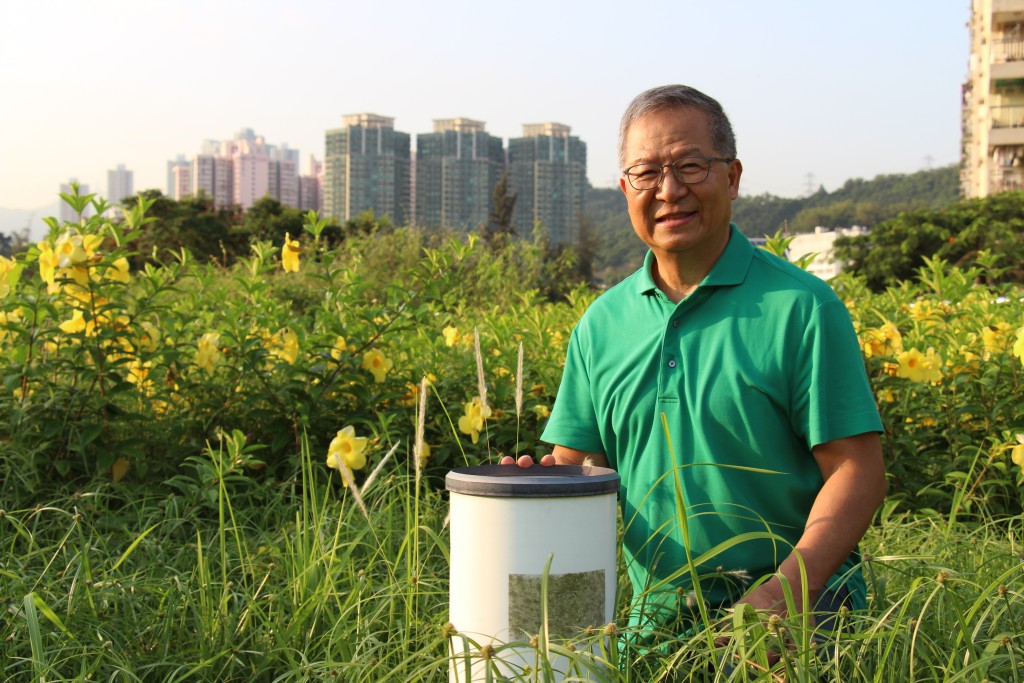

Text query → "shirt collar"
[635,224,754,297]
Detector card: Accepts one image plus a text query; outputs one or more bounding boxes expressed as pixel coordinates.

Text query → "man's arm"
[734,431,886,617]
[499,445,609,468]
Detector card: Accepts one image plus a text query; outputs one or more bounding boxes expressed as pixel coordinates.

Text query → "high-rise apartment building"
[324,114,411,225]
[414,118,505,232]
[171,165,192,201]
[167,156,190,198]
[298,154,323,213]
[168,129,301,211]
[962,0,1024,196]
[507,123,587,244]
[107,163,134,204]
[269,144,300,209]
[194,140,234,209]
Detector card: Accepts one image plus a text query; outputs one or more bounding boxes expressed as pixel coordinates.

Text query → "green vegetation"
[0,188,1022,681]
[835,191,1024,291]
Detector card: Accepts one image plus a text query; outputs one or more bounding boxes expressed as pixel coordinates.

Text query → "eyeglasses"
[622,156,733,191]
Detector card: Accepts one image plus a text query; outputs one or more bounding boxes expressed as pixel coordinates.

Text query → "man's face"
[619,106,742,262]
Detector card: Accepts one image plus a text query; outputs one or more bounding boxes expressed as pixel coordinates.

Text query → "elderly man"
[502,84,886,642]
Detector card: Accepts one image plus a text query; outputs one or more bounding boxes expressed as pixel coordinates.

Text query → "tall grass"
[2,437,1022,681]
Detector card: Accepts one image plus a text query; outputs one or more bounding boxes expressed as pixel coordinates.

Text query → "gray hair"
[617,85,737,169]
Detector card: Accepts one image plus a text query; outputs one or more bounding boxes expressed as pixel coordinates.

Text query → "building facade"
[414,118,505,232]
[167,156,190,199]
[298,154,324,213]
[107,163,134,204]
[168,130,301,211]
[507,122,587,244]
[324,114,411,225]
[962,0,1024,196]
[786,226,869,280]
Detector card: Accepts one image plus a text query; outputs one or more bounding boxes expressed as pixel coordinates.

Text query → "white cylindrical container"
[447,464,619,682]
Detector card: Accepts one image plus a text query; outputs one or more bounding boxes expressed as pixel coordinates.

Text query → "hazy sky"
[0,0,968,211]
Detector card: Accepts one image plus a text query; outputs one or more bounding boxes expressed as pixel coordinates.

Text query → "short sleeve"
[792,299,883,448]
[540,325,607,456]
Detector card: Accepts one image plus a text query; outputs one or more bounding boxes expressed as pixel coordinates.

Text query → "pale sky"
[0,0,968,213]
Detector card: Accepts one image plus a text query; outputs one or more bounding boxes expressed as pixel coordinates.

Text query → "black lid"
[445,464,619,498]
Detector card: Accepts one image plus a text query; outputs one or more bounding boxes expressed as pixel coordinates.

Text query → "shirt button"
[672,319,680,328]
[668,360,677,368]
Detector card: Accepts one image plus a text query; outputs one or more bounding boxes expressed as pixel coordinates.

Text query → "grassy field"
[1,199,1023,681]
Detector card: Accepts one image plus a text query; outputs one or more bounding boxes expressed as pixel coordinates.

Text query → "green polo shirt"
[541,226,882,632]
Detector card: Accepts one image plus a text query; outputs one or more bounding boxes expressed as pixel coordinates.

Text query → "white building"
[962,0,1024,196]
[786,226,869,280]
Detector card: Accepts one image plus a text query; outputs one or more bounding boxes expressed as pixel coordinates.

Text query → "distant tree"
[123,190,241,266]
[484,172,517,246]
[574,212,600,283]
[834,191,1024,290]
[241,196,306,243]
[341,210,392,239]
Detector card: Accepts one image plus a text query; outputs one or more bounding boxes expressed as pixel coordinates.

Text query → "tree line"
[6,164,1021,294]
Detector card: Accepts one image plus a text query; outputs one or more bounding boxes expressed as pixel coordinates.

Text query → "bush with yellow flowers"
[0,188,578,503]
[836,253,1024,518]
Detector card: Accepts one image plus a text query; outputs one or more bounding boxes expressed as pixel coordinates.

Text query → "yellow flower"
[82,233,103,258]
[532,404,551,419]
[416,442,432,470]
[268,327,299,365]
[138,321,161,353]
[327,425,368,471]
[0,255,14,298]
[443,325,460,347]
[107,257,131,283]
[37,241,58,287]
[330,336,350,360]
[54,231,87,268]
[861,321,903,358]
[876,388,897,403]
[458,397,492,444]
[895,347,943,384]
[0,309,21,344]
[59,310,89,335]
[959,343,980,366]
[1013,326,1024,367]
[282,232,301,273]
[361,349,392,383]
[1012,434,1024,469]
[196,332,221,375]
[127,359,153,392]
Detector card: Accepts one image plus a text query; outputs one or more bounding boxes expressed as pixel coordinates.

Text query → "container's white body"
[448,490,617,682]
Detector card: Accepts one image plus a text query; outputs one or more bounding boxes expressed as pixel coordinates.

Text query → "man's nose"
[656,166,690,202]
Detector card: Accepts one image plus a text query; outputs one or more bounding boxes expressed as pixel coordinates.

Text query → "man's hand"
[498,446,608,468]
[734,573,815,620]
[499,454,556,467]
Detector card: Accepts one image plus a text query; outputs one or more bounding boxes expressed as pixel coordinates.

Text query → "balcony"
[993,37,1024,62]
[993,0,1024,20]
[991,104,1024,127]
[991,105,1024,145]
[990,166,1024,192]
